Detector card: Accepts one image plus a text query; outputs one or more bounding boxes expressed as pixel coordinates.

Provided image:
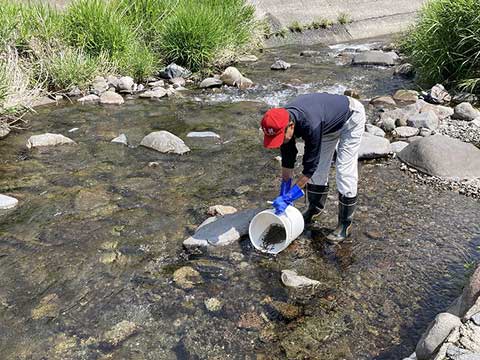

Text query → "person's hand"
[272,185,304,215]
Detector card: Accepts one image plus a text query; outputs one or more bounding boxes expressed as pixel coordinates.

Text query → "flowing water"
[0,39,479,360]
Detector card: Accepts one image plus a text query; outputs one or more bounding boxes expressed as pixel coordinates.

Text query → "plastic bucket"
[249,206,305,254]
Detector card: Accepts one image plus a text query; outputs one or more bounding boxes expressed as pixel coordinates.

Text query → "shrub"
[288,21,303,32]
[311,18,333,29]
[64,0,136,58]
[159,0,256,71]
[402,0,480,93]
[337,12,351,25]
[114,41,159,82]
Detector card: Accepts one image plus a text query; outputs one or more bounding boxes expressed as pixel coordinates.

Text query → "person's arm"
[280,137,297,180]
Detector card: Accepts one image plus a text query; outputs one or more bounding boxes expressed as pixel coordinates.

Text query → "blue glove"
[272,185,304,215]
[280,178,292,196]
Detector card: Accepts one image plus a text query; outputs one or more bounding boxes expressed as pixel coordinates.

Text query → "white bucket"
[249,206,305,254]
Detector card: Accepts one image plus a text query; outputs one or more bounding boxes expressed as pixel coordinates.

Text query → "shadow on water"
[0,38,479,359]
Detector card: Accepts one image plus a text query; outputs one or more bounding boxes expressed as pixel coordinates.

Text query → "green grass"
[337,12,351,25]
[402,0,480,94]
[310,18,334,29]
[288,20,303,32]
[0,58,8,104]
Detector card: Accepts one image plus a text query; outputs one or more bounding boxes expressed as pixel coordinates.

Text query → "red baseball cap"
[261,108,290,148]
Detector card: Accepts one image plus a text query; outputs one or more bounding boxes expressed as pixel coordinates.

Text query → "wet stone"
[0,194,18,210]
[271,60,291,70]
[101,320,138,348]
[31,293,60,320]
[173,266,202,289]
[111,133,128,145]
[99,91,124,105]
[238,312,264,330]
[204,298,223,312]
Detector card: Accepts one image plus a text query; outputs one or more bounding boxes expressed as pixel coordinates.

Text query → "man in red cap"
[261,92,365,243]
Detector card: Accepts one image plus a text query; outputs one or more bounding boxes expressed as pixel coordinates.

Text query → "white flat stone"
[140,131,190,154]
[111,134,128,145]
[26,133,76,148]
[187,131,220,139]
[0,194,18,210]
[281,270,321,289]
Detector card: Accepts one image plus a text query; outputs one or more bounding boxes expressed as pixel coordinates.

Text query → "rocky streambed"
[0,39,479,359]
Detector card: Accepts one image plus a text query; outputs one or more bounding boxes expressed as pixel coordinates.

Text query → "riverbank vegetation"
[402,0,480,95]
[0,0,259,116]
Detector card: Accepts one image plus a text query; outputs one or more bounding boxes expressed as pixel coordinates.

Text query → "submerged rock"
[183,208,258,248]
[140,131,190,155]
[398,134,480,179]
[111,134,128,145]
[238,54,258,62]
[271,60,291,70]
[99,91,124,105]
[300,50,321,57]
[352,51,398,66]
[0,123,10,139]
[26,133,76,148]
[101,320,138,348]
[370,95,396,106]
[358,134,391,160]
[453,102,480,121]
[207,205,237,216]
[415,313,461,360]
[204,298,223,312]
[0,194,18,210]
[281,270,321,289]
[173,266,202,289]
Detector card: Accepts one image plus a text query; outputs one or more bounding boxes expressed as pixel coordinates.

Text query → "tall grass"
[159,0,257,71]
[402,0,480,94]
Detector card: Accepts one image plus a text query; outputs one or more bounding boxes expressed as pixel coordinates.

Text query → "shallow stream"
[1,39,479,359]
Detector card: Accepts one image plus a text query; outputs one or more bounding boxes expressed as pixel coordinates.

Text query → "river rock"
[26,133,76,148]
[102,320,138,348]
[220,67,243,86]
[200,78,223,89]
[183,208,258,248]
[391,141,409,153]
[358,133,391,159]
[365,124,386,137]
[173,266,202,289]
[99,91,124,105]
[204,298,223,312]
[380,106,418,131]
[300,50,321,57]
[236,76,254,90]
[424,84,452,105]
[0,194,18,210]
[281,270,321,289]
[187,131,220,139]
[0,123,10,139]
[459,266,480,317]
[407,111,439,130]
[111,134,127,145]
[416,313,462,360]
[91,76,108,94]
[140,131,190,155]
[452,92,479,105]
[398,134,480,179]
[471,118,480,128]
[140,88,167,99]
[393,126,420,138]
[159,63,191,80]
[170,77,186,88]
[370,96,396,106]
[207,205,237,216]
[78,94,99,103]
[271,60,291,70]
[419,128,432,137]
[352,51,398,66]
[148,80,165,88]
[415,100,454,120]
[394,63,415,78]
[238,54,258,62]
[393,89,419,103]
[117,76,134,92]
[453,103,480,121]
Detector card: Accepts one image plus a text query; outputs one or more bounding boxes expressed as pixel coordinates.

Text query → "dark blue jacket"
[281,93,352,177]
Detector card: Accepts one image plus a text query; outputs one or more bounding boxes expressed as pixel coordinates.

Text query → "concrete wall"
[249,0,426,46]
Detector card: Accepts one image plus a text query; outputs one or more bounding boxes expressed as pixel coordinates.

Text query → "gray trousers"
[310,97,366,197]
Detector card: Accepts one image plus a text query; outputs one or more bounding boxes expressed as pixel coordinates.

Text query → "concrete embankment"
[249,0,426,46]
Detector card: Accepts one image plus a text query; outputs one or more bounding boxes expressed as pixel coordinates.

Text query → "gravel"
[437,119,480,146]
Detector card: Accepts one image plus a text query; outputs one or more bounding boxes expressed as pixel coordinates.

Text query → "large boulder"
[415,313,462,359]
[140,131,190,155]
[453,103,480,121]
[358,134,391,160]
[352,51,398,66]
[183,208,258,248]
[398,134,480,179]
[407,111,440,130]
[26,133,76,148]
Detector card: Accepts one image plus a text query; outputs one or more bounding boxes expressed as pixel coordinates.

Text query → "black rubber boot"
[302,183,329,225]
[326,193,357,244]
